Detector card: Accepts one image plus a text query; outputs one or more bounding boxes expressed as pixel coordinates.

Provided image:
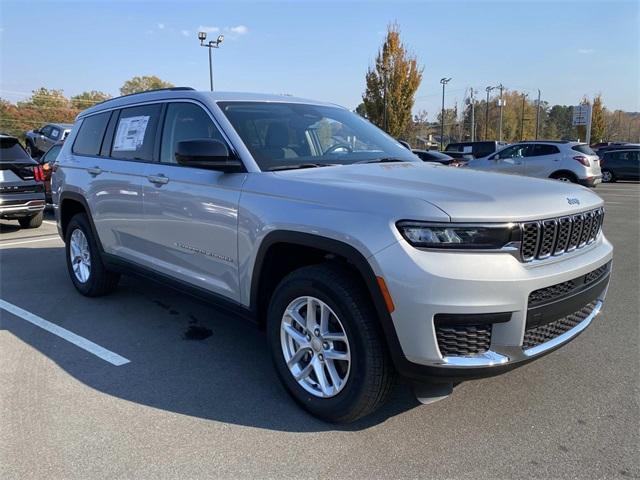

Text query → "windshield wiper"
[353,157,406,164]
[267,163,337,171]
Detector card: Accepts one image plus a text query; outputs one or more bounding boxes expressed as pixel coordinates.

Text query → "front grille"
[528,262,611,307]
[435,324,492,356]
[523,301,597,349]
[520,208,604,261]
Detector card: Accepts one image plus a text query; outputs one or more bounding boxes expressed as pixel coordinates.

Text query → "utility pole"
[485,86,494,140]
[497,83,505,142]
[440,77,452,150]
[520,92,528,141]
[469,88,476,141]
[535,89,541,139]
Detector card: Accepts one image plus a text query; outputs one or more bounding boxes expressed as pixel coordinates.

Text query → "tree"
[361,23,423,138]
[120,76,174,95]
[71,90,111,110]
[590,94,606,143]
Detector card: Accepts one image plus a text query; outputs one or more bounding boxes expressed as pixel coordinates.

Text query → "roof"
[518,140,577,144]
[46,122,74,129]
[77,88,340,119]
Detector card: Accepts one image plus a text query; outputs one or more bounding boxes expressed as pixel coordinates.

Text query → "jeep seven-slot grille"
[523,301,597,349]
[520,208,604,261]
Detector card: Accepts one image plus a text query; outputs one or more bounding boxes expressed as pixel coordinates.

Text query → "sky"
[1,0,639,118]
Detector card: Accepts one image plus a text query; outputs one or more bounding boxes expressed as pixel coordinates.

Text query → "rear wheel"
[601,169,615,183]
[550,172,577,183]
[18,211,43,229]
[65,213,120,296]
[267,264,394,423]
[24,142,35,157]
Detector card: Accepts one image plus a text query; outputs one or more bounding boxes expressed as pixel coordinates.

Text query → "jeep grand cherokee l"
[53,89,613,423]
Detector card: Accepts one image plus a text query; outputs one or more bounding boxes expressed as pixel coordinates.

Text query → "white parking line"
[0,236,62,248]
[0,299,130,366]
[43,220,57,226]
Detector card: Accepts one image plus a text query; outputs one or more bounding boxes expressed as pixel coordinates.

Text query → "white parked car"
[466,141,602,186]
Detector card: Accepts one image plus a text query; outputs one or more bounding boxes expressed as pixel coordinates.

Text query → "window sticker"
[113,115,150,151]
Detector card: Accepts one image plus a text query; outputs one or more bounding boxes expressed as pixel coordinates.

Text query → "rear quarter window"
[110,104,161,161]
[571,144,596,155]
[72,112,111,156]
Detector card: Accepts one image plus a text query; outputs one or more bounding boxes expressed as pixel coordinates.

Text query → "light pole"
[485,86,495,140]
[497,83,505,142]
[198,32,224,91]
[440,77,451,150]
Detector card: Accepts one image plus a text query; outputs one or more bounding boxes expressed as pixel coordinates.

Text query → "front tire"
[65,213,120,296]
[25,142,36,158]
[18,211,43,229]
[267,264,394,423]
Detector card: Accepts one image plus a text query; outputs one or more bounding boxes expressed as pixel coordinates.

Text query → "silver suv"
[25,122,72,157]
[466,141,602,186]
[53,89,613,422]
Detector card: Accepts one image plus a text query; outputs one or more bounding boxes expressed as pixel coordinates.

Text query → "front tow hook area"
[412,382,453,405]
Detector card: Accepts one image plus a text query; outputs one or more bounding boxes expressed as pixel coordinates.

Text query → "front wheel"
[267,264,394,423]
[65,213,120,296]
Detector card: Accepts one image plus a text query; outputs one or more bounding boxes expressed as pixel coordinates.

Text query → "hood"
[274,162,604,222]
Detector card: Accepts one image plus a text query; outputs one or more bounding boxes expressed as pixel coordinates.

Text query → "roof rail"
[88,86,196,109]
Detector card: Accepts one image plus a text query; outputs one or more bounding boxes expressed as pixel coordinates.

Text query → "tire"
[18,211,43,229]
[550,172,577,183]
[601,169,615,183]
[24,142,35,157]
[65,213,120,297]
[267,263,394,423]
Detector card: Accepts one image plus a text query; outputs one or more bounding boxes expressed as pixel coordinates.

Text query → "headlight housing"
[396,221,519,250]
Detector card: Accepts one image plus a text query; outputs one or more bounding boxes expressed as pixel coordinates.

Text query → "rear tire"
[266,263,394,423]
[24,142,35,157]
[550,172,577,183]
[18,211,43,229]
[65,213,120,297]
[601,169,615,183]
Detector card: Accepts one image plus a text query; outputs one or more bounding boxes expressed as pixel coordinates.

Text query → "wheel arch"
[549,169,578,182]
[250,230,407,373]
[58,192,104,251]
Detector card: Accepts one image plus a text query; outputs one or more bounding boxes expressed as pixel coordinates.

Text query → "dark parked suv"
[599,146,640,182]
[0,135,45,228]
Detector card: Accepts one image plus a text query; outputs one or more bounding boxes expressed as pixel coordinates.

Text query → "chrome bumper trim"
[437,300,603,368]
[0,200,45,214]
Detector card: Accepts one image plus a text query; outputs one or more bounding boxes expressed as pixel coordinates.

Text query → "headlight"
[396,221,519,250]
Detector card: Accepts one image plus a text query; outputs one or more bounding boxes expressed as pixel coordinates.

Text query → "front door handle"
[87,166,102,176]
[147,174,169,185]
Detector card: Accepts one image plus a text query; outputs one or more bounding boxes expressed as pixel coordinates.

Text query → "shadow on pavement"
[1,246,421,432]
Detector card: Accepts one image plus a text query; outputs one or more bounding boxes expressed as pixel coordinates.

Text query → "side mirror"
[175,139,243,173]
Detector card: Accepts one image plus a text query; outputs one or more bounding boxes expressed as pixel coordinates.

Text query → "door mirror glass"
[175,139,243,172]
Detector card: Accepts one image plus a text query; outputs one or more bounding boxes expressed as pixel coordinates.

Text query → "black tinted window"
[111,104,161,161]
[72,113,110,156]
[530,144,560,156]
[160,102,225,164]
[0,137,32,162]
[42,144,62,164]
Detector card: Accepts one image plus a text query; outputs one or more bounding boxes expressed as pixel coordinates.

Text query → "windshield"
[218,101,418,171]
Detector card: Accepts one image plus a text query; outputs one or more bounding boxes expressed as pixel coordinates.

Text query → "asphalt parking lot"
[1,182,638,479]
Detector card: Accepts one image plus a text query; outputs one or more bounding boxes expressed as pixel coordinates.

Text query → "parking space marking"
[0,299,131,366]
[0,236,62,248]
[43,220,57,226]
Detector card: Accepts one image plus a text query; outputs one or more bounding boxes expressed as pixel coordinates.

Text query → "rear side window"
[110,104,161,161]
[72,112,110,156]
[0,137,32,162]
[474,142,496,157]
[572,144,596,155]
[530,144,560,156]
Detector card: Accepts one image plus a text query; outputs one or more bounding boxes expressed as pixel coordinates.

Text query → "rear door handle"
[87,167,102,176]
[147,174,169,185]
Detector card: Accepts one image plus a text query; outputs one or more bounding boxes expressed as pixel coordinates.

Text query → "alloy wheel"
[280,296,351,398]
[69,228,91,283]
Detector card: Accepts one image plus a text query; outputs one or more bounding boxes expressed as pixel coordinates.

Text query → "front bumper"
[371,233,613,381]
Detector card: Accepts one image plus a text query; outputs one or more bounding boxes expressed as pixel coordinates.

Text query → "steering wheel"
[324,143,353,155]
